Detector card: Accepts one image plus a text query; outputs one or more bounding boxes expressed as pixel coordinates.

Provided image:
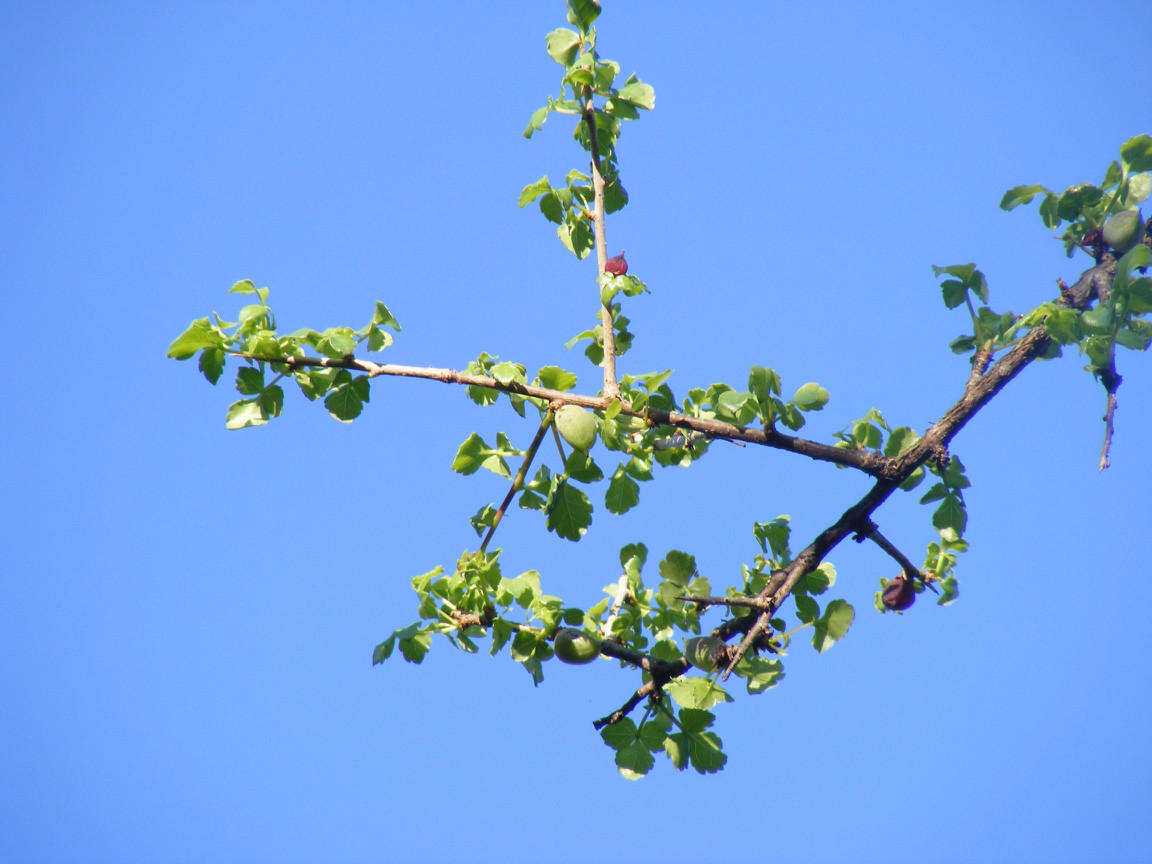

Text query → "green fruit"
[684,636,727,672]
[555,405,597,452]
[554,628,600,664]
[1102,210,1145,253]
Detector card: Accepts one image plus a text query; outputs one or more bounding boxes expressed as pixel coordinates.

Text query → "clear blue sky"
[3,2,1149,862]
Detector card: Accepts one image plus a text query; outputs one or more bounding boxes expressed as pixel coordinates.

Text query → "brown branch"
[675,594,768,610]
[1097,364,1121,471]
[593,680,659,730]
[233,353,889,474]
[582,86,618,399]
[480,410,552,552]
[721,323,1055,678]
[853,519,937,594]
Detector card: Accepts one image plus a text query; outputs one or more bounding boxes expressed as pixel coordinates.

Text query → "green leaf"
[748,364,781,402]
[399,628,432,664]
[324,382,364,423]
[919,482,947,504]
[1121,134,1152,172]
[791,382,829,411]
[235,366,264,395]
[999,184,1049,211]
[794,593,819,624]
[735,654,785,694]
[537,366,577,391]
[933,494,967,535]
[259,385,283,420]
[490,361,526,386]
[229,278,257,295]
[664,677,732,711]
[565,450,603,483]
[663,733,689,770]
[198,347,225,384]
[812,599,854,653]
[600,717,637,750]
[469,503,497,537]
[523,105,551,138]
[566,0,601,31]
[687,731,727,774]
[545,480,592,541]
[545,27,581,66]
[225,398,267,430]
[372,635,395,665]
[616,80,655,110]
[606,467,640,514]
[615,742,654,780]
[658,550,696,586]
[371,301,401,331]
[450,432,513,478]
[941,279,968,309]
[168,318,226,359]
[519,176,552,207]
[619,542,648,569]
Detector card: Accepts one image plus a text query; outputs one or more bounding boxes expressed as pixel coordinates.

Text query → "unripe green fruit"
[555,405,597,452]
[1102,210,1145,253]
[684,636,728,672]
[554,628,600,664]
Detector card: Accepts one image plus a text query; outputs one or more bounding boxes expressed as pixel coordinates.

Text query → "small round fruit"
[1102,210,1145,253]
[554,628,600,664]
[604,250,628,276]
[555,405,597,452]
[684,636,727,672]
[881,575,916,611]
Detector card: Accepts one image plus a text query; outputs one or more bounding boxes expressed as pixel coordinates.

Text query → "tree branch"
[582,85,618,399]
[233,353,889,474]
[480,410,553,552]
[721,323,1055,678]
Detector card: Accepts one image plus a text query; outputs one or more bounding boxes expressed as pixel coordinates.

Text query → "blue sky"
[2,2,1150,862]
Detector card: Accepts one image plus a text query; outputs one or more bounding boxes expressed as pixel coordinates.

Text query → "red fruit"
[604,250,627,276]
[882,575,916,611]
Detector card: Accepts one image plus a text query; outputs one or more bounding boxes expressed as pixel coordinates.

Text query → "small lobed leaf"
[545,479,592,541]
[545,27,581,66]
[537,365,577,391]
[791,382,830,411]
[1121,134,1152,172]
[999,184,1049,211]
[616,80,655,110]
[605,467,639,514]
[168,318,226,360]
[664,677,731,711]
[225,398,267,430]
[812,599,854,653]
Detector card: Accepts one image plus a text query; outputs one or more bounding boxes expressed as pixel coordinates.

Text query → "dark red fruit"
[604,250,627,276]
[882,575,916,611]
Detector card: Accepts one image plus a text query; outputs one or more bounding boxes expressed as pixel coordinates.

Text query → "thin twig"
[675,594,767,610]
[480,411,553,552]
[1097,364,1121,471]
[601,574,630,638]
[852,519,937,594]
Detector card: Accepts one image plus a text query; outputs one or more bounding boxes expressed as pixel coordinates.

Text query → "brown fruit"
[882,575,916,611]
[604,250,628,276]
